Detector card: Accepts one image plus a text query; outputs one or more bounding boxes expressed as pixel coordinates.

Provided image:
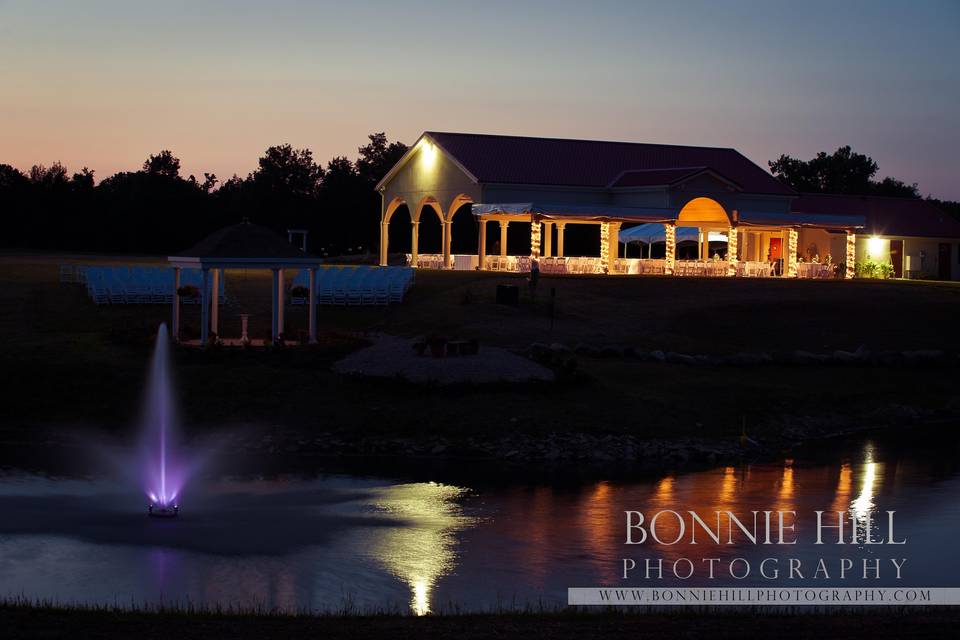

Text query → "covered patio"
[461,199,862,279]
[168,222,325,346]
[376,133,864,280]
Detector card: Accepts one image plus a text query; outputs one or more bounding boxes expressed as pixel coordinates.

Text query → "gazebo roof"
[169,222,322,267]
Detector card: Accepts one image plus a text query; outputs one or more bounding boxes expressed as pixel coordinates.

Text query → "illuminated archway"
[413,196,444,257]
[676,197,731,262]
[676,197,730,227]
[446,194,477,256]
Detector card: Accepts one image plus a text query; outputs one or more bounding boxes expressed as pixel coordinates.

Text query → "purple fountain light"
[141,324,188,514]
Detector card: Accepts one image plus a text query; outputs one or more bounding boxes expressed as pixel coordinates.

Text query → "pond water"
[1,431,958,614]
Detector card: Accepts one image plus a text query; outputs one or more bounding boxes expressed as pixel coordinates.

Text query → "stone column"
[845,231,856,279]
[410,220,420,268]
[210,268,220,338]
[171,266,181,342]
[443,220,453,269]
[270,268,280,342]
[499,220,509,256]
[276,268,285,339]
[543,222,553,257]
[727,226,738,276]
[530,219,542,259]
[379,222,389,266]
[308,267,318,344]
[200,268,210,345]
[786,228,799,277]
[664,223,677,275]
[556,223,566,257]
[478,219,487,270]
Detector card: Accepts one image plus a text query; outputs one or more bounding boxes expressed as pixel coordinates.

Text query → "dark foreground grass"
[1,600,957,640]
[1,255,958,448]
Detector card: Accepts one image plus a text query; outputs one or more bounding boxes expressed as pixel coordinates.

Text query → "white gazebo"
[168,221,325,345]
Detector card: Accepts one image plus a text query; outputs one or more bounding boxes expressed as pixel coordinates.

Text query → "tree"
[71,167,95,191]
[769,146,919,197]
[251,144,323,198]
[143,150,181,178]
[28,162,69,188]
[356,132,408,186]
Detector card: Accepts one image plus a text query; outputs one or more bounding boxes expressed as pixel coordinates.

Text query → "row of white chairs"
[74,266,224,305]
[289,266,414,306]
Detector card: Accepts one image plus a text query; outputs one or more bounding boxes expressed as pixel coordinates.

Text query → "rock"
[871,350,904,366]
[902,349,946,365]
[529,342,550,357]
[725,352,772,366]
[665,351,697,365]
[791,350,830,365]
[575,343,599,357]
[832,350,859,364]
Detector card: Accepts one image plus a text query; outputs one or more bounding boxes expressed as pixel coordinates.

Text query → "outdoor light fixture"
[148,502,179,518]
[867,236,885,259]
[419,140,438,170]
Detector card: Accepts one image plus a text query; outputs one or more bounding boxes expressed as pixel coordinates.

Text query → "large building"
[376,132,960,280]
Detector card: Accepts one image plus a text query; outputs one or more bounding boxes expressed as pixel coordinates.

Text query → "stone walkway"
[333,335,554,384]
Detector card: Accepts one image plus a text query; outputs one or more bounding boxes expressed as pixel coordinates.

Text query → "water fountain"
[142,324,187,518]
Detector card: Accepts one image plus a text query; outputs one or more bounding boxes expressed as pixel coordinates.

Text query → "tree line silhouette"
[1,139,956,257]
[0,133,407,257]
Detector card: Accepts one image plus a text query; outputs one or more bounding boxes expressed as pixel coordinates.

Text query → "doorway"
[890,240,903,278]
[938,243,951,280]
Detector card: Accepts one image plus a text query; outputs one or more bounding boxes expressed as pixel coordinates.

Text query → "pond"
[1,430,957,614]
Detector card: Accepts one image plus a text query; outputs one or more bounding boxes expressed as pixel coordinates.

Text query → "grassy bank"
[1,601,957,640]
[1,255,958,455]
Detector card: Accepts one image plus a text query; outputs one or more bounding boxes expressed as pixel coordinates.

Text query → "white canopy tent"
[619,224,728,258]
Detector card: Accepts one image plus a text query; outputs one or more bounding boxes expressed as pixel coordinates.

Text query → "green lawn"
[0,255,957,447]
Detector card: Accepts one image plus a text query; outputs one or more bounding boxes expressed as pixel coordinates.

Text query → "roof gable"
[421,131,793,195]
[174,222,315,260]
[792,193,960,239]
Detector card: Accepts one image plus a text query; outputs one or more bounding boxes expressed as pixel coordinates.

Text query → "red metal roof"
[425,132,794,195]
[608,167,722,188]
[791,193,960,239]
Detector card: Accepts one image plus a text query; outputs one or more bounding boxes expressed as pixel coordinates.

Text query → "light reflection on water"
[0,436,958,612]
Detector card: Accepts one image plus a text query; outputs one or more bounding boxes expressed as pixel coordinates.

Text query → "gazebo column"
[599,223,609,272]
[410,220,419,268]
[530,219,542,259]
[379,222,388,266]
[845,231,856,279]
[610,222,621,262]
[727,226,738,276]
[308,267,318,344]
[665,223,677,275]
[276,268,285,339]
[200,268,210,345]
[210,268,220,338]
[556,223,566,257]
[271,268,280,342]
[499,220,509,257]
[786,228,799,277]
[443,220,453,269]
[171,266,181,342]
[478,219,487,270]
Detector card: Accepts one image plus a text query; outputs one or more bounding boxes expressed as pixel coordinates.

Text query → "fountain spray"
[144,324,183,518]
